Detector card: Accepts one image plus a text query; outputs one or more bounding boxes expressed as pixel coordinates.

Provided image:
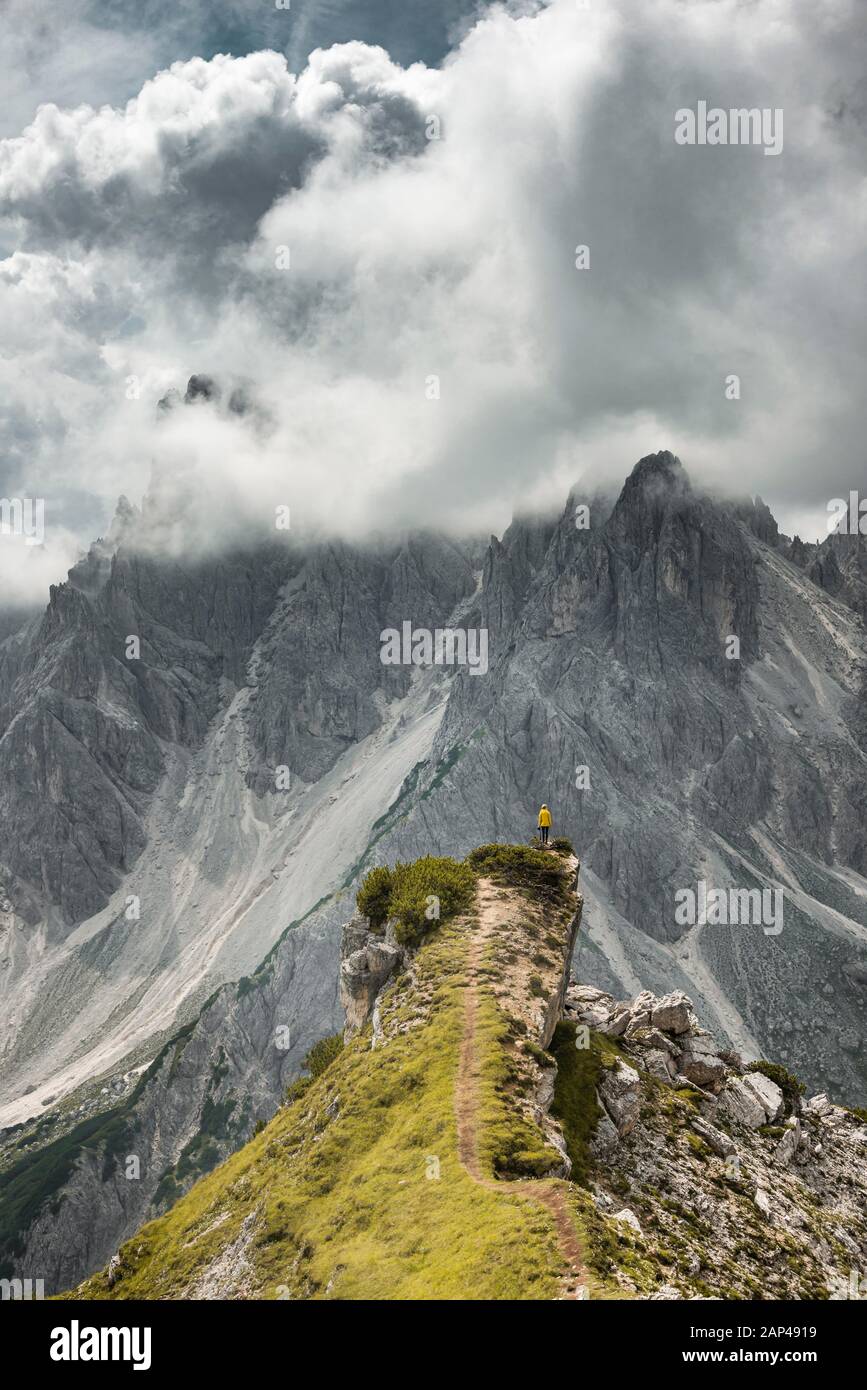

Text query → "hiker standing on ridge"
[537,804,552,845]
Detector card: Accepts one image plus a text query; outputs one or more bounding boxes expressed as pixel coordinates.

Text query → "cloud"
[0,0,482,139]
[1,0,866,603]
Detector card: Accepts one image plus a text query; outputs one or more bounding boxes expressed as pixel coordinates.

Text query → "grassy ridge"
[73,906,568,1300]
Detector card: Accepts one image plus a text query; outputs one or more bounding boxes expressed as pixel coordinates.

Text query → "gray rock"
[643,1048,677,1082]
[679,1034,728,1090]
[690,1117,736,1158]
[718,1077,769,1130]
[611,1208,642,1234]
[742,1072,785,1122]
[651,991,695,1035]
[598,1058,642,1137]
[774,1118,801,1167]
[754,1187,774,1219]
[589,1108,620,1157]
[339,927,402,1042]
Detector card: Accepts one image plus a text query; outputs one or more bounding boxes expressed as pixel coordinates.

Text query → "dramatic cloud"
[1,0,865,600]
[0,0,480,138]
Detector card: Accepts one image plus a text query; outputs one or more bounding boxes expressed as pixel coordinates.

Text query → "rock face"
[339,916,403,1040]
[0,472,479,1118]
[597,1058,642,1140]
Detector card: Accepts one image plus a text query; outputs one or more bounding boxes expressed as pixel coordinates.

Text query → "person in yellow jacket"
[537,804,552,845]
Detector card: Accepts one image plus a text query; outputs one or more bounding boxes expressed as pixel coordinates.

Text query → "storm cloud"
[1,0,865,600]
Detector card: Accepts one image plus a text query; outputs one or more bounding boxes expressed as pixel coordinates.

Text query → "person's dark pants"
[540,826,549,844]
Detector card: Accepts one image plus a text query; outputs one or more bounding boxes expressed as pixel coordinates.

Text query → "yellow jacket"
[538,806,552,828]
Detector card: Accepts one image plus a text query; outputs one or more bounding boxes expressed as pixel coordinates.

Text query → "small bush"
[304,1033,344,1079]
[356,855,475,948]
[500,1148,562,1178]
[389,856,476,946]
[356,865,393,929]
[746,1060,805,1116]
[467,843,570,904]
[550,836,575,856]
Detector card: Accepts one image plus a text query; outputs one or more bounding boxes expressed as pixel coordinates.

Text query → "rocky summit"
[1,450,866,1295]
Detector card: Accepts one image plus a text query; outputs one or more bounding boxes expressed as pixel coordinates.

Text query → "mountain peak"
[623,450,689,496]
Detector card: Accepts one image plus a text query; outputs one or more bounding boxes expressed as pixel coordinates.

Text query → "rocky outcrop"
[567,982,734,1096]
[596,1058,642,1142]
[572,984,867,1299]
[339,916,403,1041]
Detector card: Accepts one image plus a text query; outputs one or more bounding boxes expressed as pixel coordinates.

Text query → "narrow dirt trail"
[455,882,588,1301]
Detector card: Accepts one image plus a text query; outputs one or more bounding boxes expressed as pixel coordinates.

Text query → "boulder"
[742,1071,784,1122]
[645,1027,682,1056]
[678,1034,728,1090]
[598,1058,642,1137]
[754,1187,773,1219]
[717,1077,768,1129]
[642,1048,677,1083]
[611,1208,642,1234]
[690,1117,736,1158]
[651,991,695,1035]
[620,990,658,1034]
[774,1118,801,1167]
[602,1005,631,1038]
[804,1092,832,1117]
